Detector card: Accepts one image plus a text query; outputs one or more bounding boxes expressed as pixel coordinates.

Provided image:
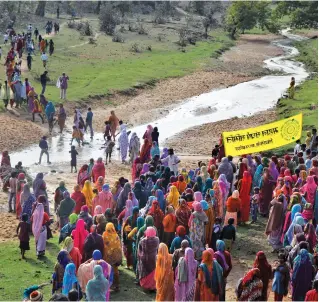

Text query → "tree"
[202,14,219,39]
[35,1,46,17]
[113,1,131,18]
[275,1,318,29]
[225,1,279,39]
[99,5,119,36]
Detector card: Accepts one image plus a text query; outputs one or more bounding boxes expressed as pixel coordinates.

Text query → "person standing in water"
[85,107,94,139]
[38,136,51,164]
[108,111,119,141]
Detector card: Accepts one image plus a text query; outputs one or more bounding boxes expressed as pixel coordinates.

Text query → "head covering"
[86,265,109,302]
[69,213,78,225]
[145,226,156,237]
[167,185,180,209]
[57,250,71,268]
[200,200,209,211]
[61,236,74,253]
[291,204,302,221]
[194,191,202,202]
[62,263,77,295]
[124,199,133,221]
[93,249,102,260]
[232,190,239,199]
[176,225,186,237]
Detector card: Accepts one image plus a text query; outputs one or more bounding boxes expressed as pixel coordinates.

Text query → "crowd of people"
[0,21,70,131]
[6,116,317,301]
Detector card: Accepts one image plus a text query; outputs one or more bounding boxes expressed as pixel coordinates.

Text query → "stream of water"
[9,30,309,174]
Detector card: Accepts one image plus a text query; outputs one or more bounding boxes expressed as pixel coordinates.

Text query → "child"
[71,126,81,147]
[105,135,115,164]
[69,145,78,173]
[211,217,222,251]
[40,52,48,68]
[251,187,260,223]
[272,252,290,301]
[104,121,111,141]
[220,217,236,253]
[17,213,30,259]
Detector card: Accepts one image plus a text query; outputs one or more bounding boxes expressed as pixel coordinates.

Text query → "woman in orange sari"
[155,243,174,301]
[238,171,252,223]
[108,110,119,141]
[40,39,46,53]
[140,138,151,164]
[175,175,187,194]
[195,250,223,301]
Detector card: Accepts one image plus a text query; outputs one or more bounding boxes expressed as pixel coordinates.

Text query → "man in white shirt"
[161,148,180,176]
[8,172,17,213]
[294,139,301,155]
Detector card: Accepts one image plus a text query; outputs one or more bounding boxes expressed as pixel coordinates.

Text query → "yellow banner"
[223,113,303,156]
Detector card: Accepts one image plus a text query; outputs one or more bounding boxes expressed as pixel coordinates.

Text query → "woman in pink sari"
[300,176,317,205]
[132,157,142,182]
[71,219,89,258]
[77,164,89,187]
[97,184,113,213]
[92,158,106,183]
[31,202,49,257]
[174,247,197,301]
[78,249,113,301]
[217,174,230,212]
[143,125,153,142]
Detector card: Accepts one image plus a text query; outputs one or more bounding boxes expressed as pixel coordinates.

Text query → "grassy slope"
[0,236,155,301]
[273,37,318,155]
[0,17,234,104]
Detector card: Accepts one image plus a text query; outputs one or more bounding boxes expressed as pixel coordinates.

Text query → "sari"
[117,182,131,213]
[97,184,113,213]
[138,227,159,290]
[102,223,122,266]
[155,243,175,301]
[195,250,223,301]
[189,202,208,259]
[292,249,314,301]
[94,176,104,192]
[92,158,105,183]
[108,112,119,137]
[86,266,109,302]
[82,180,94,213]
[52,250,71,293]
[119,126,129,161]
[78,250,112,300]
[300,176,317,205]
[238,171,252,222]
[77,165,89,187]
[259,169,275,215]
[71,219,89,257]
[61,236,82,273]
[176,199,191,230]
[31,203,47,256]
[83,226,104,262]
[132,157,142,182]
[21,184,35,221]
[140,138,151,163]
[174,247,197,301]
[167,185,180,210]
[16,173,25,218]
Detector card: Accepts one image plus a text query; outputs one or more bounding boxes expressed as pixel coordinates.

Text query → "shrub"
[146,45,152,51]
[119,25,126,33]
[128,22,136,32]
[88,37,97,45]
[178,27,189,47]
[81,21,93,36]
[157,33,165,42]
[99,5,119,35]
[112,32,124,43]
[138,23,147,35]
[131,42,142,53]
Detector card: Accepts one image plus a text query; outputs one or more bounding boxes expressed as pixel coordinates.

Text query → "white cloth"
[294,143,301,155]
[161,154,180,175]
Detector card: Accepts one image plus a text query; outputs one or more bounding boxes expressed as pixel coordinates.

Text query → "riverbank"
[0,33,283,153]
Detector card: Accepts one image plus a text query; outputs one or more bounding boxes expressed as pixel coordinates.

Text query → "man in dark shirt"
[27,53,33,71]
[220,218,236,253]
[38,136,51,164]
[40,71,48,94]
[85,107,94,138]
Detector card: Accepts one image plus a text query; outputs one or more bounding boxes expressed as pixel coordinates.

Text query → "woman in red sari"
[259,168,275,216]
[238,171,252,223]
[140,139,151,164]
[92,158,105,183]
[77,164,89,187]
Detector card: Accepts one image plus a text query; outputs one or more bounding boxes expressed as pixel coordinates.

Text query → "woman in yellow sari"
[102,223,122,292]
[167,185,180,210]
[155,243,175,301]
[82,180,94,214]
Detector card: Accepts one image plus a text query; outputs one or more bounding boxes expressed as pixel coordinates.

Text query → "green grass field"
[0,16,234,104]
[272,37,318,155]
[0,236,155,301]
